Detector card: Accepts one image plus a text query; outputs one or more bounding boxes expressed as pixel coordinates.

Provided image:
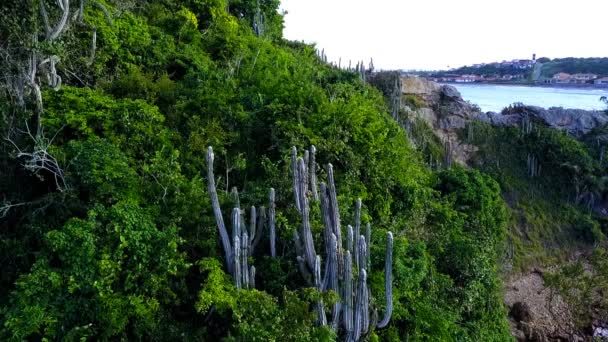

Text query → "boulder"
[440,85,461,99]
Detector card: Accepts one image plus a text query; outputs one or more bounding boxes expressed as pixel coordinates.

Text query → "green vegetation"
[0,1,514,340]
[539,57,608,78]
[429,57,608,80]
[461,118,607,271]
[435,64,531,78]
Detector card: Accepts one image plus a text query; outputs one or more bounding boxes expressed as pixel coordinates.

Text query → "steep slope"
[386,75,608,340]
[0,1,512,341]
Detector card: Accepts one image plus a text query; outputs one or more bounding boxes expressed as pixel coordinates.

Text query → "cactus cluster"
[206,146,393,339]
[527,153,540,178]
[291,146,393,341]
[206,147,275,288]
[521,115,533,136]
[444,140,453,169]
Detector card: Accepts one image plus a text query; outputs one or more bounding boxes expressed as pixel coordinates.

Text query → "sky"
[280,0,608,71]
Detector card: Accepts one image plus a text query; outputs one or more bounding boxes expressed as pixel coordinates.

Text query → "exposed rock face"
[401,76,480,130]
[479,105,608,138]
[400,75,441,97]
[401,76,481,165]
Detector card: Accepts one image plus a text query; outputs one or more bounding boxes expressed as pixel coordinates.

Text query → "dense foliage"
[462,117,608,270]
[539,57,608,78]
[0,0,512,340]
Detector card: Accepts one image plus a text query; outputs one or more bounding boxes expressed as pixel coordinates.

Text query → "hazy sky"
[280,0,608,70]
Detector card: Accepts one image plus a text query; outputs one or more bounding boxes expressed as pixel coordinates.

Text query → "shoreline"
[438,81,608,90]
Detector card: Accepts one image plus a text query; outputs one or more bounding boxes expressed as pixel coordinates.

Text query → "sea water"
[447,84,608,112]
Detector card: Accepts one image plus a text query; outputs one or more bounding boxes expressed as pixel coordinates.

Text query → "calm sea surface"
[446,84,608,113]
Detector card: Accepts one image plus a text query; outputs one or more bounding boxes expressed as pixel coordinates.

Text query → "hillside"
[386,75,608,340]
[0,1,512,341]
[540,57,608,78]
[430,57,608,81]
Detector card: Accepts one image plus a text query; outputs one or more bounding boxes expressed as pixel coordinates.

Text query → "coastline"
[437,81,608,90]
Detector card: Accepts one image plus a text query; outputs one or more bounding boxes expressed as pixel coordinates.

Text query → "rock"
[510,301,533,323]
[512,327,527,342]
[401,76,440,96]
[440,85,461,99]
[479,104,608,137]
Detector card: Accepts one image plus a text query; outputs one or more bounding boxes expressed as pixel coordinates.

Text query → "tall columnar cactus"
[233,235,241,289]
[298,158,317,270]
[326,163,344,276]
[314,255,327,326]
[377,232,394,328]
[354,199,362,269]
[527,153,540,178]
[269,188,276,258]
[343,251,354,332]
[241,231,250,288]
[207,147,270,286]
[207,147,233,273]
[292,147,301,212]
[310,145,319,201]
[250,266,256,288]
[232,208,241,249]
[290,146,394,341]
[346,225,354,255]
[444,140,453,169]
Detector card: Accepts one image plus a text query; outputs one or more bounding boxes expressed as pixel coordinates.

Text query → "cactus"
[343,251,354,332]
[205,146,393,338]
[377,232,394,328]
[207,147,233,273]
[241,231,250,288]
[292,146,301,212]
[310,145,319,201]
[326,163,344,276]
[289,147,393,340]
[234,235,241,289]
[269,188,276,258]
[354,199,361,269]
[250,265,256,288]
[314,255,328,326]
[444,140,453,169]
[527,153,540,178]
[346,225,354,255]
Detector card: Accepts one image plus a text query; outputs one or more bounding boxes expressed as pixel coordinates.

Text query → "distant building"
[594,77,608,85]
[454,75,481,83]
[551,72,598,84]
[552,72,572,84]
[570,73,598,83]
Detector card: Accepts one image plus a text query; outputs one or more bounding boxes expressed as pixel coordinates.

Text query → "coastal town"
[424,55,608,86]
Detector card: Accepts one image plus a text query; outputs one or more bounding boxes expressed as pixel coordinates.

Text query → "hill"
[429,57,608,81]
[0,1,511,341]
